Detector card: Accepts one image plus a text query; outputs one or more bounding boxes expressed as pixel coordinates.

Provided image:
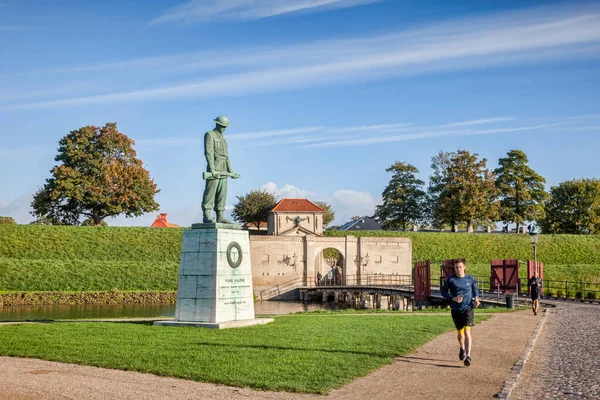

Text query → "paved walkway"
[511,304,600,399]
[0,310,540,400]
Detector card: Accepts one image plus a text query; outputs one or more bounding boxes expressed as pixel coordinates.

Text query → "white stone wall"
[357,237,413,277]
[250,236,305,289]
[249,235,412,297]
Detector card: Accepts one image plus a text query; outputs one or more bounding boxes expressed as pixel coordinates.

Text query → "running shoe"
[459,347,466,361]
[464,356,471,367]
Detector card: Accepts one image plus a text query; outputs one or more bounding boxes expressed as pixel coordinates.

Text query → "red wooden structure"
[526,260,544,295]
[490,259,520,293]
[414,260,431,302]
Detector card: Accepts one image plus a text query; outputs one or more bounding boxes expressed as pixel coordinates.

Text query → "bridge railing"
[525,279,600,300]
[429,274,600,301]
[259,277,304,300]
[313,274,413,288]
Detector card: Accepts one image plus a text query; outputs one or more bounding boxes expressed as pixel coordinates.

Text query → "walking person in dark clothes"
[528,271,542,315]
[441,261,481,367]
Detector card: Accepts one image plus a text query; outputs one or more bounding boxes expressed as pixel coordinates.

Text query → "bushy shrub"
[82,218,108,226]
[586,291,598,300]
[0,216,16,224]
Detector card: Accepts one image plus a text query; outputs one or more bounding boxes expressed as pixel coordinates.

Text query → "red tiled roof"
[150,213,179,228]
[271,198,324,213]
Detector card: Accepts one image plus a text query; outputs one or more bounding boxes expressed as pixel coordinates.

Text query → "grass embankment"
[0,313,488,393]
[325,231,600,282]
[1,225,599,296]
[0,225,183,291]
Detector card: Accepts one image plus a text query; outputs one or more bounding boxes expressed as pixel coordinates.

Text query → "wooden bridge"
[259,274,513,310]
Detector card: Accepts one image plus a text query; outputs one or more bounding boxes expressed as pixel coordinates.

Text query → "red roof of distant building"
[271,199,324,213]
[151,213,179,228]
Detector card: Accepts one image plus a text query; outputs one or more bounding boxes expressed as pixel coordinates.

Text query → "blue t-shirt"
[441,274,479,311]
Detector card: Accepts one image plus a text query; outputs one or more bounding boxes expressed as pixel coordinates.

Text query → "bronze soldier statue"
[201,116,240,223]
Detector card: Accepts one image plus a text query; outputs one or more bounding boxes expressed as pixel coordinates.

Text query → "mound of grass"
[324,231,600,266]
[0,225,183,262]
[1,225,599,292]
[0,259,178,291]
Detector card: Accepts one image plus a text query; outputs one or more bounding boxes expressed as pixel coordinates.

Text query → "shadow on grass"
[191,340,397,358]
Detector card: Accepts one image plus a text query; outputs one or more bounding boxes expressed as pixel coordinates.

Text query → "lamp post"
[530,232,539,268]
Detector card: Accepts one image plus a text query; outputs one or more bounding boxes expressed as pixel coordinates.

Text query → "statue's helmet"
[214,116,230,127]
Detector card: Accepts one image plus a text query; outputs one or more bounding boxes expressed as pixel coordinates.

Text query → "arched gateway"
[249,199,412,298]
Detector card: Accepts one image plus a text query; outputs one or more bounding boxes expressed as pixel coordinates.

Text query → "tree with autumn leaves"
[432,150,499,232]
[31,123,160,225]
[378,149,599,234]
[381,151,499,232]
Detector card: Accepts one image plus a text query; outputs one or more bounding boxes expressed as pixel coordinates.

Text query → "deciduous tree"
[376,161,427,231]
[232,189,277,229]
[494,150,548,232]
[427,151,455,230]
[541,179,600,234]
[314,201,335,229]
[436,150,499,233]
[31,123,159,225]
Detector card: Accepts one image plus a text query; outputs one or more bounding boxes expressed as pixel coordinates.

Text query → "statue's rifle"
[202,171,240,180]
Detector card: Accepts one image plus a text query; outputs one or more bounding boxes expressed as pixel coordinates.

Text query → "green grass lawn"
[0,313,489,393]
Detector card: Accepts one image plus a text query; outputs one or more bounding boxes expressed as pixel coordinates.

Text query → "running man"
[528,271,542,316]
[441,261,481,367]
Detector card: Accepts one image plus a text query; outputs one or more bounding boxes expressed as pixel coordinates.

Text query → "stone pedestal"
[154,223,273,329]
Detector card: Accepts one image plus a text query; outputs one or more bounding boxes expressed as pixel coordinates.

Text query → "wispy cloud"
[3,3,600,110]
[134,115,600,150]
[306,123,566,148]
[228,127,324,140]
[437,117,514,128]
[149,0,383,25]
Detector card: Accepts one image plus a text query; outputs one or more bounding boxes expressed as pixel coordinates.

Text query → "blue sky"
[1,0,599,227]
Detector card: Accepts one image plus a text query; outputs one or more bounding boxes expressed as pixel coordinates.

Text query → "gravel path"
[511,304,600,400]
[0,311,540,400]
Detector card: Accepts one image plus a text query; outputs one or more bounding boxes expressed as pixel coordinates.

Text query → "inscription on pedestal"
[173,227,255,324]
